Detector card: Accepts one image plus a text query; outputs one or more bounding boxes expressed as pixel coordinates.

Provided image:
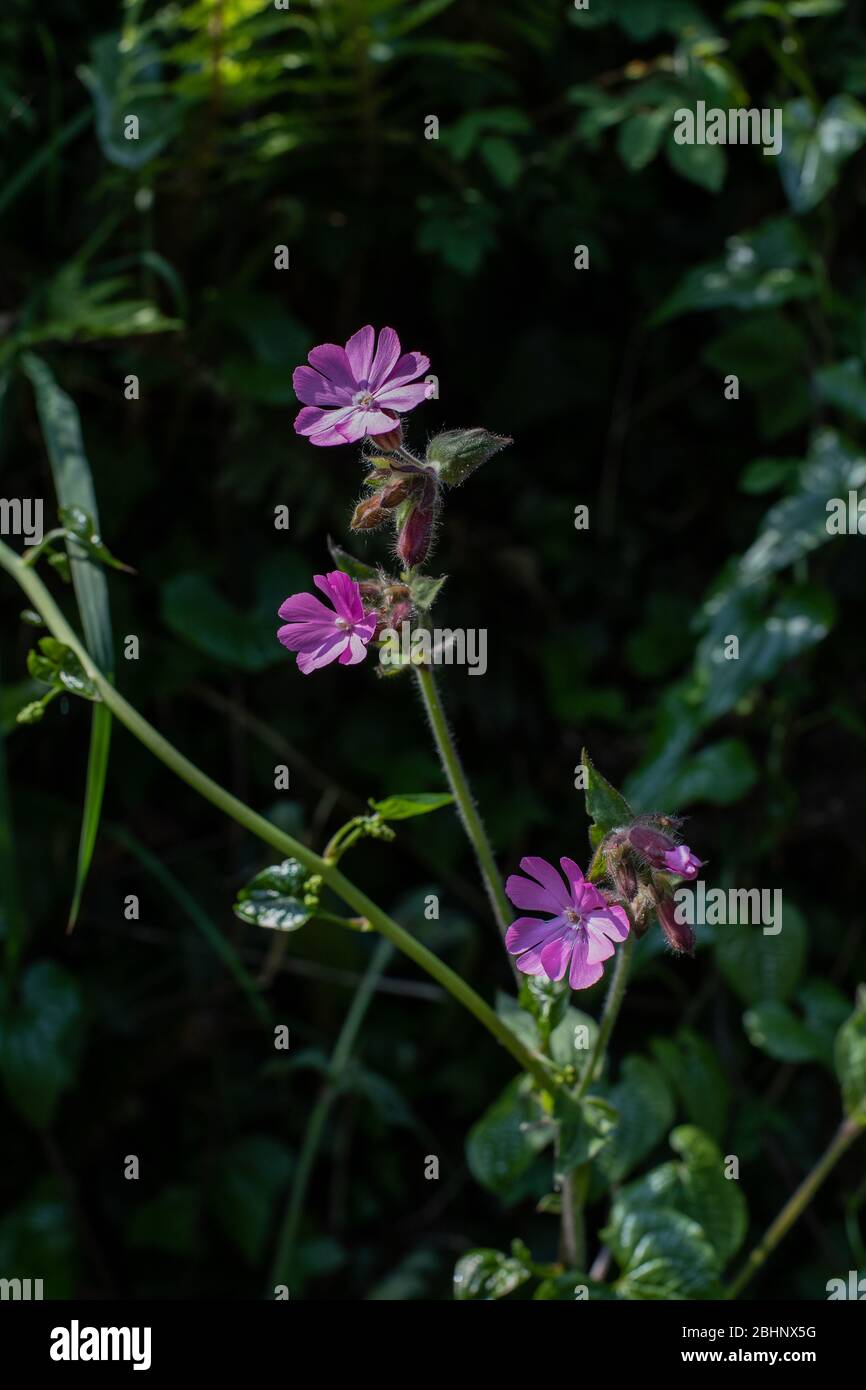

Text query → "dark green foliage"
[0,0,864,1301]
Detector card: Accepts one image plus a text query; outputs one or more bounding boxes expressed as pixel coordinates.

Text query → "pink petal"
[344,326,375,384]
[338,632,370,665]
[540,930,573,982]
[518,856,572,909]
[294,404,360,445]
[373,382,431,411]
[335,407,400,443]
[296,634,348,674]
[314,571,363,622]
[512,945,549,977]
[293,365,348,408]
[277,620,340,653]
[584,906,630,943]
[584,928,615,966]
[368,327,402,391]
[505,872,565,917]
[505,915,562,955]
[568,932,604,990]
[380,351,430,390]
[278,592,336,624]
[560,857,585,889]
[307,343,358,393]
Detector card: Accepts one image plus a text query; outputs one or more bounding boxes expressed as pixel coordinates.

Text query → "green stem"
[575,928,636,1101]
[269,936,394,1293]
[0,540,550,1091]
[413,663,511,938]
[726,1116,865,1300]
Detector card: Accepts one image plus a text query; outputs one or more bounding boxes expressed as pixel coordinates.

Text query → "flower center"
[564,908,581,926]
[334,617,351,630]
[353,390,375,407]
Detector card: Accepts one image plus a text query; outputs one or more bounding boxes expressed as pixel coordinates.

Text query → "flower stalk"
[0,538,550,1092]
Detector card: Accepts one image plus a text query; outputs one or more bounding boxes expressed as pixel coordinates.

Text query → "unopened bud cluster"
[601,816,705,957]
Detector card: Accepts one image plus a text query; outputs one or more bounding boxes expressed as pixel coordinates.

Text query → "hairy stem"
[727,1116,865,1299]
[575,928,636,1100]
[0,541,549,1090]
[413,663,511,938]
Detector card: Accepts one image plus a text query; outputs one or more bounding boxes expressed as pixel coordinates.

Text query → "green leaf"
[555,1092,618,1169]
[20,353,114,929]
[161,572,285,673]
[57,505,134,573]
[605,1204,722,1299]
[0,962,84,1129]
[697,585,835,723]
[26,638,99,702]
[611,1126,747,1273]
[653,216,814,323]
[453,1248,531,1300]
[480,136,523,189]
[618,110,671,171]
[739,457,801,495]
[368,792,454,821]
[835,991,866,1120]
[581,747,634,850]
[327,537,379,582]
[744,999,821,1062]
[426,427,511,486]
[128,1184,202,1258]
[815,359,866,424]
[466,1076,552,1200]
[651,1028,730,1142]
[211,1136,293,1265]
[68,704,112,930]
[234,859,316,933]
[595,1055,675,1184]
[664,738,758,807]
[495,991,542,1052]
[715,903,807,1005]
[409,573,447,611]
[778,96,866,214]
[549,1004,599,1067]
[534,1273,618,1299]
[666,134,727,193]
[78,31,182,170]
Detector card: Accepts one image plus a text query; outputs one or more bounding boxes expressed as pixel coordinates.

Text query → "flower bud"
[425,428,511,487]
[395,480,438,569]
[379,477,415,509]
[371,421,403,453]
[655,893,695,957]
[350,494,386,531]
[628,822,704,880]
[605,836,638,902]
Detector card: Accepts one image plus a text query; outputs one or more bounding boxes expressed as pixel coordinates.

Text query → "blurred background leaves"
[0,0,865,1299]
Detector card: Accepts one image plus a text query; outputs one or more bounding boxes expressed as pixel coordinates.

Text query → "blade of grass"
[110,825,273,1027]
[0,107,92,219]
[0,658,26,979]
[21,352,114,930]
[268,936,394,1293]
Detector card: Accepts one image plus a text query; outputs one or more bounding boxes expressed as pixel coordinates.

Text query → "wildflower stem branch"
[726,1114,865,1299]
[0,540,549,1091]
[575,923,636,1101]
[413,663,512,939]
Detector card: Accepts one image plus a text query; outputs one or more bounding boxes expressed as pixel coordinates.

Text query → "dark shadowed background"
[1,0,865,1300]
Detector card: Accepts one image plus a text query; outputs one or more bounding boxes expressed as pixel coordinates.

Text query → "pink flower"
[628,824,705,880]
[293,326,431,447]
[505,856,630,991]
[277,571,377,675]
[662,845,703,879]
